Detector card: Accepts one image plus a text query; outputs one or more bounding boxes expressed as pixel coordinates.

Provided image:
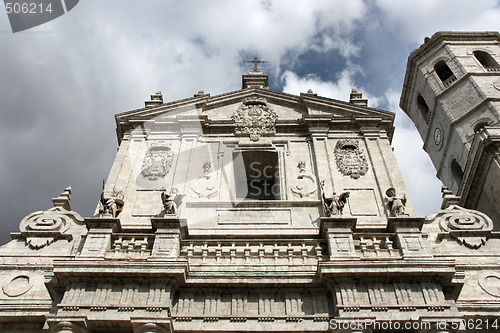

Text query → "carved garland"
[232,97,278,141]
[334,139,368,179]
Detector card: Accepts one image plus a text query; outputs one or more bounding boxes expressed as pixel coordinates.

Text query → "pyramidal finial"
[52,186,72,210]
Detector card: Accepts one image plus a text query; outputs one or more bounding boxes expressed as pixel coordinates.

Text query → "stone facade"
[400,31,500,224]
[0,38,499,332]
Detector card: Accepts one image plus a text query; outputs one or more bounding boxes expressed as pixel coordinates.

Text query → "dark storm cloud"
[0,0,498,245]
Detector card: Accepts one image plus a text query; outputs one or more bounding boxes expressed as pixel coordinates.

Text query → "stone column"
[131,319,172,333]
[46,317,87,333]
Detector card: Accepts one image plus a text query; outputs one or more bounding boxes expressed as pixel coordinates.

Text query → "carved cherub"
[320,181,350,216]
[386,187,407,217]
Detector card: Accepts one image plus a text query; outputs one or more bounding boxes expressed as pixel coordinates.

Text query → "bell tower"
[400,31,500,224]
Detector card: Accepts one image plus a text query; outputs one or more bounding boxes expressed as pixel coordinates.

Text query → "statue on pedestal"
[161,188,185,216]
[98,191,124,218]
[320,181,350,216]
[385,187,406,217]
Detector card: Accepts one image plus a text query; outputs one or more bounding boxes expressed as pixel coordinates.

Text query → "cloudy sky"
[0,0,499,244]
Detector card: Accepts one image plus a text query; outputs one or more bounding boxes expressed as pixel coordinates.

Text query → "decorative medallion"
[290,161,317,198]
[140,141,174,181]
[479,272,500,297]
[434,127,442,146]
[19,207,85,249]
[232,97,278,141]
[334,139,369,179]
[430,205,493,248]
[2,272,34,297]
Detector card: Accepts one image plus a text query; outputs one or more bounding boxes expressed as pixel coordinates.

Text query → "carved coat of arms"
[334,139,369,179]
[140,141,174,181]
[232,97,278,141]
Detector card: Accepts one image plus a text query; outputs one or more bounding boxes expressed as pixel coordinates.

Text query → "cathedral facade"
[0,32,499,332]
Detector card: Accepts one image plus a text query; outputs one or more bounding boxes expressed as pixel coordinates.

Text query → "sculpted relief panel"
[190,162,219,199]
[140,141,174,181]
[479,272,500,298]
[232,97,278,141]
[334,139,368,179]
[2,272,34,297]
[290,161,317,198]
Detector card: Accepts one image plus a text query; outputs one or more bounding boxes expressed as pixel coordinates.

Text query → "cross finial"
[245,57,267,72]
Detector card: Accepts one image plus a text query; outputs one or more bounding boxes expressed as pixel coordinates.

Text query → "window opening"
[417,94,430,123]
[434,61,456,87]
[234,151,280,201]
[473,51,500,71]
[451,159,464,186]
[473,121,489,133]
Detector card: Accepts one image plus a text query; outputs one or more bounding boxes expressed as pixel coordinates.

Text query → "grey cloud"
[0,0,495,244]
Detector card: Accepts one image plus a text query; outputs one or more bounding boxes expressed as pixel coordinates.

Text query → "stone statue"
[98,191,124,218]
[320,181,350,216]
[161,188,184,215]
[385,187,406,217]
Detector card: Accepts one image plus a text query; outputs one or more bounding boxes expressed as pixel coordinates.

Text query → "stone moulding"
[478,271,500,297]
[334,139,368,179]
[2,271,34,297]
[231,97,278,141]
[429,205,493,249]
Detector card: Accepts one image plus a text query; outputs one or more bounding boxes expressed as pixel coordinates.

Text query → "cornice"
[115,87,395,143]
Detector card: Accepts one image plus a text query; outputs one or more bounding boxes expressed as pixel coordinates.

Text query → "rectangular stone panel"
[346,188,380,216]
[216,208,291,225]
[133,190,163,216]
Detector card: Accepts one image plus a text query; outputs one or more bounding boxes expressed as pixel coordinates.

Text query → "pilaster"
[151,217,185,259]
[320,217,359,260]
[79,217,120,258]
[387,217,431,258]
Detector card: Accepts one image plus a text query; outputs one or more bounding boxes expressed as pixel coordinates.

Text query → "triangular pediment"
[115,87,394,141]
